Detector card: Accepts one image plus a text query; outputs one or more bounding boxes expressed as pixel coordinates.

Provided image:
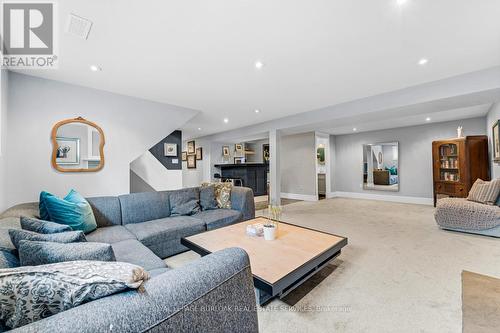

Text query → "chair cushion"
[86,196,123,227]
[124,216,205,258]
[169,187,200,216]
[40,190,97,234]
[111,239,166,271]
[86,226,136,244]
[194,209,242,230]
[20,216,72,234]
[119,192,170,225]
[18,241,116,266]
[9,229,87,250]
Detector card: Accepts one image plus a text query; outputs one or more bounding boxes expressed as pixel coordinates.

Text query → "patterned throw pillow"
[202,182,232,209]
[467,179,500,205]
[18,241,116,266]
[8,229,87,250]
[20,216,72,234]
[0,260,150,329]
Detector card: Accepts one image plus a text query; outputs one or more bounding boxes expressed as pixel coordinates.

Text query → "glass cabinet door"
[439,143,459,182]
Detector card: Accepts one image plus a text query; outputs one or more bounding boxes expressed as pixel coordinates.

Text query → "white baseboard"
[280,192,318,202]
[328,191,433,205]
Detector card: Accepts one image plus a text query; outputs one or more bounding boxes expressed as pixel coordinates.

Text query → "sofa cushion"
[41,190,98,233]
[9,229,87,249]
[111,239,166,271]
[435,198,500,230]
[119,192,170,225]
[148,267,170,277]
[0,203,39,219]
[0,249,19,269]
[0,261,149,329]
[86,225,136,244]
[194,209,242,230]
[467,178,500,205]
[169,187,200,216]
[124,216,205,258]
[0,217,21,252]
[20,216,72,234]
[18,241,116,266]
[86,196,123,227]
[200,184,218,211]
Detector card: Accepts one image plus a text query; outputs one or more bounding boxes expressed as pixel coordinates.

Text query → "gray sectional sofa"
[0,186,258,332]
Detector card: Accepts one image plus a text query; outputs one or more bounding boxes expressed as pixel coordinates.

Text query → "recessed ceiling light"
[426,117,431,122]
[223,118,229,124]
[396,0,408,5]
[418,58,429,66]
[353,128,357,132]
[254,109,260,113]
[255,61,264,69]
[89,65,101,72]
[197,127,202,131]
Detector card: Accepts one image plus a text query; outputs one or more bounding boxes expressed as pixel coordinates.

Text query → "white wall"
[333,117,486,201]
[245,139,268,163]
[0,70,8,211]
[5,73,198,206]
[182,138,212,187]
[486,103,500,179]
[130,152,183,191]
[280,132,316,198]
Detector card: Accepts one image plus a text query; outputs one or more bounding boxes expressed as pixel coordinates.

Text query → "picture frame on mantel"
[493,120,500,162]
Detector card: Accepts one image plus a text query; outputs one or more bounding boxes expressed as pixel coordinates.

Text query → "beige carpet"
[166,198,500,332]
[462,271,500,333]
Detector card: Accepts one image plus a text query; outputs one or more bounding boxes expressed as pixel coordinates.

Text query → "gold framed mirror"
[51,117,105,172]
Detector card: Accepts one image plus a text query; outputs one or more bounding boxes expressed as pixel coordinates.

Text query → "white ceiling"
[15,0,500,139]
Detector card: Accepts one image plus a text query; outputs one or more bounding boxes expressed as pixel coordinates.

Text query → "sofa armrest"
[14,248,258,333]
[231,187,255,221]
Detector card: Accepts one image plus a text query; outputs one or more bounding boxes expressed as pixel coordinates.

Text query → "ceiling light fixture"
[426,117,431,122]
[89,65,101,72]
[223,118,229,124]
[255,61,264,69]
[254,109,260,113]
[353,128,357,132]
[418,58,429,66]
[198,127,202,131]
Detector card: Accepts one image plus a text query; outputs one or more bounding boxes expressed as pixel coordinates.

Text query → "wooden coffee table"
[181,217,348,305]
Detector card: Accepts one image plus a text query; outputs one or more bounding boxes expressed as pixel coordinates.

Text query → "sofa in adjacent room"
[0,186,258,332]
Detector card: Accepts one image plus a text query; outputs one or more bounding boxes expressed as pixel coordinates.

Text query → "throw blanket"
[0,260,149,329]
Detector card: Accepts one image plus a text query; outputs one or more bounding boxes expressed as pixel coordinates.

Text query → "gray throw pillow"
[0,260,150,329]
[0,249,19,269]
[19,241,116,266]
[20,216,72,234]
[170,187,201,216]
[8,229,87,250]
[200,185,218,211]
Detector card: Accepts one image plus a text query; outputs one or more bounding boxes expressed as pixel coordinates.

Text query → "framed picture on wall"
[187,154,196,168]
[196,147,203,160]
[181,151,187,161]
[55,137,80,165]
[234,157,244,164]
[222,146,230,156]
[493,120,500,162]
[235,143,243,153]
[187,141,196,154]
[263,144,270,164]
[164,143,177,157]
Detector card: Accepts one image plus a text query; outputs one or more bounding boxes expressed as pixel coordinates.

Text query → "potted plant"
[264,205,282,241]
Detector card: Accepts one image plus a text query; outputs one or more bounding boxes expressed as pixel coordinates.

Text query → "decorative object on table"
[263,144,270,164]
[493,121,500,163]
[263,223,276,240]
[222,146,230,157]
[432,136,490,206]
[196,147,203,160]
[457,126,464,138]
[181,151,187,161]
[235,143,243,153]
[187,140,196,154]
[263,205,282,241]
[234,157,244,164]
[163,143,177,157]
[51,117,105,172]
[0,260,149,329]
[246,222,264,237]
[187,154,196,169]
